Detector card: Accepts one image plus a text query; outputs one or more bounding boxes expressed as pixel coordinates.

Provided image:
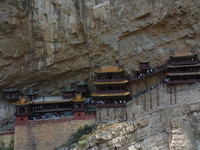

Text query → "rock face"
[71,83,200,150]
[0,0,199,95]
[1,0,200,149]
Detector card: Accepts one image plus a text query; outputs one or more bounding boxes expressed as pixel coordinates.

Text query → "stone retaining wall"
[14,119,95,150]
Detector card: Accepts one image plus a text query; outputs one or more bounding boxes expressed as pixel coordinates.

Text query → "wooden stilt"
[150,91,152,109]
[157,87,159,106]
[114,107,116,119]
[174,86,177,104]
[170,85,172,105]
[125,107,128,121]
[99,109,101,121]
[144,94,146,111]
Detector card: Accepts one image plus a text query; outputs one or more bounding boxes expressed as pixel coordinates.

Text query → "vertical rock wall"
[0,0,199,94]
[72,83,200,150]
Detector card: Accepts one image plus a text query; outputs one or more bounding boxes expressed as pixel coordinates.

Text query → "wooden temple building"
[91,66,130,107]
[139,61,151,70]
[132,61,166,81]
[2,88,21,102]
[25,90,39,101]
[14,83,96,125]
[71,93,87,120]
[9,52,200,125]
[132,61,151,81]
[166,52,200,84]
[61,86,75,99]
[76,81,89,97]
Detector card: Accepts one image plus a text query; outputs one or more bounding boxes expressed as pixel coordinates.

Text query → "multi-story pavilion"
[166,52,200,84]
[91,66,130,107]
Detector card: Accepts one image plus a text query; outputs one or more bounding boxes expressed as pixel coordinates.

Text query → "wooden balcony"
[167,71,199,75]
[73,108,85,112]
[95,90,126,94]
[15,112,32,117]
[166,79,200,84]
[95,77,127,82]
[76,89,87,93]
[170,60,198,66]
[139,66,151,70]
[33,108,72,113]
[5,96,19,100]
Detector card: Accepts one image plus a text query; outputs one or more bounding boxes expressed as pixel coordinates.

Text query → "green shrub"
[78,140,87,146]
[0,141,14,150]
[65,124,96,148]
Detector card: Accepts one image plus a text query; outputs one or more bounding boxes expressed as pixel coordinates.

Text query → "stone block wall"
[14,119,95,150]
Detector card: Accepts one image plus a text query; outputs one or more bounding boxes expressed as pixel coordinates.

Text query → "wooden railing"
[132,65,167,82]
[33,108,72,112]
[32,106,71,111]
[170,60,198,66]
[76,89,87,92]
[168,70,198,73]
[95,77,127,82]
[139,66,151,70]
[15,112,32,117]
[166,79,200,84]
[73,108,85,112]
[95,90,126,94]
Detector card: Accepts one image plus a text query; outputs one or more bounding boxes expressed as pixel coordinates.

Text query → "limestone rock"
[0,0,199,95]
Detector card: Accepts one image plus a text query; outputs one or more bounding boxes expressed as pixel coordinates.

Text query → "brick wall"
[14,118,95,150]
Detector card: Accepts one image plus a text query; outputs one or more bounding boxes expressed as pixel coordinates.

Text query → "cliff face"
[71,83,200,150]
[0,0,200,95]
[1,0,200,149]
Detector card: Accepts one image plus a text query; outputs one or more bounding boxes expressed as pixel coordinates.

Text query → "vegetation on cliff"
[62,124,97,149]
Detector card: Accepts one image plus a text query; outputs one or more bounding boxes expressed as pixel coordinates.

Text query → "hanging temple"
[2,52,200,125]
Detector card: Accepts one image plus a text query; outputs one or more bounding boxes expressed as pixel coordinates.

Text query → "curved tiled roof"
[94,66,124,73]
[93,80,129,85]
[170,53,197,58]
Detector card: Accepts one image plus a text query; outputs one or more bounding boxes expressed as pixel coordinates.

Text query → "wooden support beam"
[144,94,146,111]
[174,86,177,104]
[150,91,152,109]
[170,85,172,105]
[156,87,159,106]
